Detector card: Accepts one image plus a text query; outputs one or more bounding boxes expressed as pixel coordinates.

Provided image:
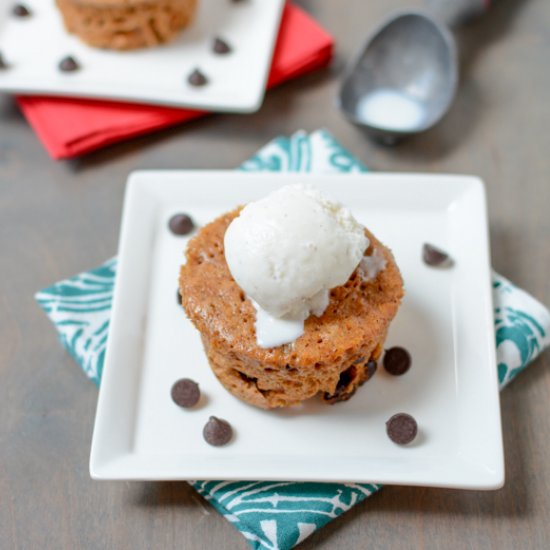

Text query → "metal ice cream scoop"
[338,0,490,143]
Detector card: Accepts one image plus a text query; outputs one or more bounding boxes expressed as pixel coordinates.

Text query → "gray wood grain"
[1,0,549,548]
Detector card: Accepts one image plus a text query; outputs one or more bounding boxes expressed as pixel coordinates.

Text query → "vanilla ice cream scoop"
[224,185,369,347]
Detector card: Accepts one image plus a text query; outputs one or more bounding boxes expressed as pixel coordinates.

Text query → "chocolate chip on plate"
[213,37,232,55]
[187,68,208,87]
[12,3,31,17]
[171,378,200,408]
[203,416,233,446]
[0,52,9,70]
[168,213,195,235]
[422,243,452,267]
[383,347,411,376]
[386,413,418,445]
[58,56,80,73]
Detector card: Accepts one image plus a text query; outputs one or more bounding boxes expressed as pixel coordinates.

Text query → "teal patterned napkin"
[36,130,550,550]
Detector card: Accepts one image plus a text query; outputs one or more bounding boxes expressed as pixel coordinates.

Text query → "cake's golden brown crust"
[180,208,404,409]
[56,0,197,50]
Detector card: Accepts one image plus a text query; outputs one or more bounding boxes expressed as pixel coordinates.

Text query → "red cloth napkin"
[17,4,333,160]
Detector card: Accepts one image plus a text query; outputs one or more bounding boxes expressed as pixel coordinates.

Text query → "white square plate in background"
[0,0,284,112]
[90,171,504,489]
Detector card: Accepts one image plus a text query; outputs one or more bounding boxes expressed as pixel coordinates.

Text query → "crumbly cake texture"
[179,208,404,409]
[56,0,197,50]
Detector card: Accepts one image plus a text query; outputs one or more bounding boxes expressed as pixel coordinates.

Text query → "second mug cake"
[56,0,198,50]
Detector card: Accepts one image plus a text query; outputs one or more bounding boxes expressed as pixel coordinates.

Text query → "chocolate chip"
[12,3,31,17]
[168,213,195,235]
[324,365,358,402]
[358,360,378,387]
[59,56,80,73]
[176,288,182,305]
[386,413,418,445]
[383,347,411,376]
[203,416,233,446]
[213,37,232,55]
[187,68,208,87]
[171,378,200,408]
[366,360,378,377]
[0,52,8,70]
[422,243,452,267]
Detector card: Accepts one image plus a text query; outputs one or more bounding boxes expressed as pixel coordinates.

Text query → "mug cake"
[179,185,404,409]
[56,0,198,50]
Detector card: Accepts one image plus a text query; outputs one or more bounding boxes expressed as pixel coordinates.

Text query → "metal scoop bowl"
[338,10,458,144]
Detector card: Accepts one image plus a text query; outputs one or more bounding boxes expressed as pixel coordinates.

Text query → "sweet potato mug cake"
[179,185,404,409]
[56,0,198,50]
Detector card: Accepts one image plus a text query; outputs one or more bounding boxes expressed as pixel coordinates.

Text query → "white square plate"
[90,171,504,489]
[0,0,284,112]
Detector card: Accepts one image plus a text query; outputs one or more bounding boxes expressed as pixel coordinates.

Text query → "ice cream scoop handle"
[426,0,491,27]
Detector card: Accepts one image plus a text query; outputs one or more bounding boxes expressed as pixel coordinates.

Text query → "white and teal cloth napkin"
[36,130,550,550]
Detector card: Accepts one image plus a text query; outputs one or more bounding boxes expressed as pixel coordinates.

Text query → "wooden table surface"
[2,0,550,548]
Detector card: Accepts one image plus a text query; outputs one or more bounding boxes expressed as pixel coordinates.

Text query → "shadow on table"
[130,481,210,511]
[0,95,25,121]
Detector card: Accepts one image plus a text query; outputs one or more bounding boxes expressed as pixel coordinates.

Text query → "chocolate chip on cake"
[358,360,378,387]
[168,213,195,235]
[213,37,232,55]
[386,413,418,445]
[383,347,411,376]
[177,289,182,305]
[171,378,200,408]
[12,3,31,17]
[422,243,452,267]
[203,416,233,446]
[187,68,208,87]
[59,56,80,73]
[366,360,378,378]
[0,52,9,70]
